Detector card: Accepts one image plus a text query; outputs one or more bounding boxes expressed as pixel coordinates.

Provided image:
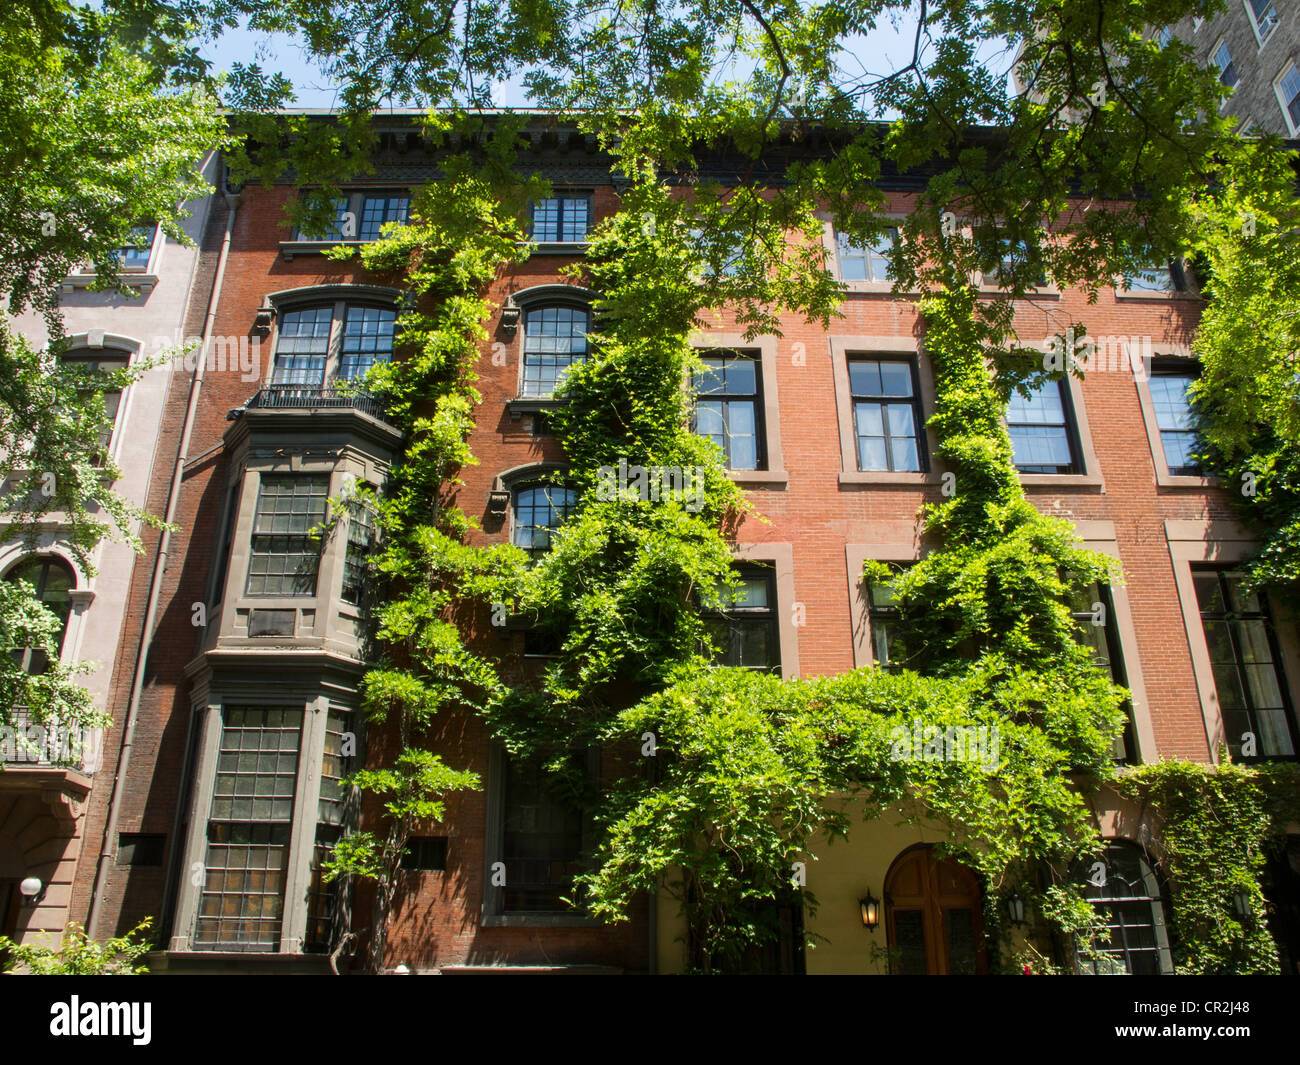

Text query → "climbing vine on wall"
[321,113,1300,975]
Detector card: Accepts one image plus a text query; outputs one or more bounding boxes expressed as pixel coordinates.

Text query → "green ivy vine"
[324,115,1300,976]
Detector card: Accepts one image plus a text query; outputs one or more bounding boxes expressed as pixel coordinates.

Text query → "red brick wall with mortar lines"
[82,179,1231,967]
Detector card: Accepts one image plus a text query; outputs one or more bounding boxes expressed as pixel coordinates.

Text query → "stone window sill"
[838,470,941,487]
[726,468,789,486]
[1018,471,1105,490]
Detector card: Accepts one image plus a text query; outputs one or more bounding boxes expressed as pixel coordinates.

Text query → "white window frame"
[1274,62,1300,137]
[1243,0,1280,47]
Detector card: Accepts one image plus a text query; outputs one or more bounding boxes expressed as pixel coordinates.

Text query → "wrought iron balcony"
[244,385,393,423]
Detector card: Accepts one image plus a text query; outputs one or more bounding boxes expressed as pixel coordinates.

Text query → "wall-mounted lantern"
[859,892,880,932]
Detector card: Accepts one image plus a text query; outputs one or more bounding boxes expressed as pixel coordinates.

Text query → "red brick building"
[62,113,1300,974]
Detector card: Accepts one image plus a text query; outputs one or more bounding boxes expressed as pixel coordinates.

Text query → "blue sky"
[198,8,1015,110]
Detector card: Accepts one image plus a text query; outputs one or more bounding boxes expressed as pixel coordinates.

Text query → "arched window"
[522,305,589,397]
[512,484,577,560]
[1078,841,1173,974]
[4,556,76,675]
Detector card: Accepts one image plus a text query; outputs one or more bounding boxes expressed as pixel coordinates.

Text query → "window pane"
[522,306,589,396]
[195,707,302,952]
[878,361,913,397]
[246,476,327,596]
[339,305,396,381]
[359,195,410,240]
[513,485,577,559]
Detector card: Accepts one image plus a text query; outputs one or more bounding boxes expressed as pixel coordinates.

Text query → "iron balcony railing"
[245,385,394,422]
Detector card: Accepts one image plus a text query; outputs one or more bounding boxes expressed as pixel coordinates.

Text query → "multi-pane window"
[1149,366,1201,475]
[1194,569,1297,760]
[500,755,584,913]
[273,306,334,386]
[1007,379,1080,474]
[835,227,897,282]
[194,706,303,952]
[358,195,410,240]
[338,305,396,381]
[530,195,592,242]
[294,192,410,241]
[61,349,130,464]
[273,302,397,390]
[116,224,155,269]
[1078,843,1173,975]
[246,475,328,597]
[341,495,376,607]
[306,707,350,953]
[522,305,589,397]
[512,484,577,560]
[702,565,779,673]
[4,556,74,676]
[1068,583,1137,762]
[849,358,924,472]
[1247,0,1279,44]
[1155,26,1173,48]
[1213,42,1238,88]
[694,352,763,470]
[867,563,909,669]
[1277,65,1300,132]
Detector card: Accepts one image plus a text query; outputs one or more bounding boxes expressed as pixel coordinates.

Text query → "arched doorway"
[884,844,988,974]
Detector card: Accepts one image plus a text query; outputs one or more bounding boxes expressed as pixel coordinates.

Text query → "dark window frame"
[292,189,412,242]
[529,193,594,243]
[693,350,766,472]
[1068,582,1138,763]
[1193,567,1299,762]
[848,356,927,473]
[1007,376,1083,475]
[1076,842,1173,975]
[511,481,578,562]
[520,303,590,398]
[700,563,780,674]
[244,474,329,598]
[4,555,76,676]
[1148,361,1202,476]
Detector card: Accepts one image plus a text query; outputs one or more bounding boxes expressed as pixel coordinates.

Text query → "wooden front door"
[884,845,988,975]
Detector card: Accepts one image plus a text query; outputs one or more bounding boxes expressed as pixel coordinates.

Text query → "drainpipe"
[86,156,239,939]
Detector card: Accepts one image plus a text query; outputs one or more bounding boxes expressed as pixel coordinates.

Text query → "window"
[848,358,924,472]
[1246,0,1278,44]
[245,475,328,597]
[401,837,448,871]
[1149,365,1201,475]
[867,563,910,669]
[522,305,589,397]
[116,224,155,270]
[1155,26,1173,48]
[512,484,577,560]
[1125,260,1186,293]
[60,349,130,464]
[293,191,410,242]
[1213,41,1238,88]
[530,194,592,242]
[4,556,74,675]
[694,352,763,470]
[194,707,303,952]
[273,306,333,386]
[1078,843,1173,975]
[306,707,351,953]
[702,565,779,673]
[341,494,376,607]
[988,235,1046,288]
[1276,64,1300,133]
[1068,583,1137,762]
[358,194,410,240]
[1194,569,1297,760]
[835,227,897,282]
[692,227,745,277]
[272,302,396,391]
[338,306,397,381]
[1007,378,1080,474]
[499,754,584,913]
